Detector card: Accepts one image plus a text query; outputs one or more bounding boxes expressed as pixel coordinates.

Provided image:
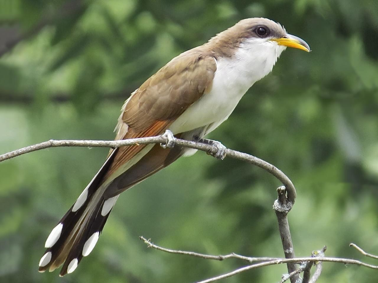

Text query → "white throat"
[169,40,286,137]
[216,39,286,95]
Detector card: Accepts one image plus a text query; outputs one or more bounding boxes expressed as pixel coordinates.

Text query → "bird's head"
[205,18,310,90]
[209,18,310,59]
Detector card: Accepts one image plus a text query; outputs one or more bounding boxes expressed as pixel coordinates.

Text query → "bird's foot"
[197,138,227,160]
[160,130,176,149]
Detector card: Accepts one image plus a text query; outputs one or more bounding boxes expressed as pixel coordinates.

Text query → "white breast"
[169,39,286,136]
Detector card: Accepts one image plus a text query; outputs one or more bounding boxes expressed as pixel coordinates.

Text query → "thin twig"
[309,262,322,283]
[308,246,326,283]
[195,256,378,283]
[281,246,327,283]
[280,263,306,283]
[196,260,289,283]
[302,261,314,283]
[350,243,378,260]
[139,237,378,269]
[228,151,296,204]
[139,236,279,263]
[0,135,297,204]
[140,238,378,282]
[0,137,164,162]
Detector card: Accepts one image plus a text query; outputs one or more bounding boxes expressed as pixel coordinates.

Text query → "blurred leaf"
[49,34,89,71]
[0,63,21,92]
[50,3,88,46]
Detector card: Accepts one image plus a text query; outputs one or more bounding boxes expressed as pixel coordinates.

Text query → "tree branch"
[308,246,326,283]
[0,134,297,204]
[2,135,377,281]
[139,236,279,263]
[280,246,325,283]
[302,260,314,283]
[199,256,378,282]
[281,263,307,283]
[350,243,378,260]
[274,186,298,282]
[139,237,378,282]
[1,133,300,281]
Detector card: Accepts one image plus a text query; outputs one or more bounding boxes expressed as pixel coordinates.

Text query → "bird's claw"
[160,130,175,149]
[209,140,227,160]
[198,139,227,160]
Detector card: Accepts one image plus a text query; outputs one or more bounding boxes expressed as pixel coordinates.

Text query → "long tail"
[38,141,184,276]
[38,150,119,276]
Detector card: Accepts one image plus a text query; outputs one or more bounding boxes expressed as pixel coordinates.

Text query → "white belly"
[168,82,245,136]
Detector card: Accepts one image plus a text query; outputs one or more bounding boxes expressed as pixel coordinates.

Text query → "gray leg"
[195,137,227,160]
[160,130,176,149]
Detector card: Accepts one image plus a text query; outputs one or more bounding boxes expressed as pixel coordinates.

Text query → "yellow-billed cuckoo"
[38,18,310,276]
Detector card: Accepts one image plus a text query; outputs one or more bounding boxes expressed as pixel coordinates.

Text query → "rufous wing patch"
[104,52,217,181]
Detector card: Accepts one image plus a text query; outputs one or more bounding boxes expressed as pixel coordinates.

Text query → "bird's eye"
[255,26,269,37]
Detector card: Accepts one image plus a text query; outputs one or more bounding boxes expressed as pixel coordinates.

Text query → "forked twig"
[139,237,378,282]
[350,243,378,260]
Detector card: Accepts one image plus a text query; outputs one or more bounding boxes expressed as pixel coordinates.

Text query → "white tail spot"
[72,188,89,212]
[39,252,52,267]
[67,258,78,274]
[82,232,100,257]
[101,195,119,216]
[45,223,63,248]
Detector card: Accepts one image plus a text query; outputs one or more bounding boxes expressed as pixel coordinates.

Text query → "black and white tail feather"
[38,136,184,276]
[38,150,119,276]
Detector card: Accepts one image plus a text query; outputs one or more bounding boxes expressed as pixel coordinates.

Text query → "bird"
[38,17,310,276]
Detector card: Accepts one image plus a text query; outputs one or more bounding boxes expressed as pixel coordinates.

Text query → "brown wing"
[105,49,217,179]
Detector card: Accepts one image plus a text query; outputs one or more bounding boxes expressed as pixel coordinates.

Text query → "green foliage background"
[0,0,378,282]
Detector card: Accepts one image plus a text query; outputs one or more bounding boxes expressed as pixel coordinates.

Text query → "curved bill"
[271,34,311,52]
